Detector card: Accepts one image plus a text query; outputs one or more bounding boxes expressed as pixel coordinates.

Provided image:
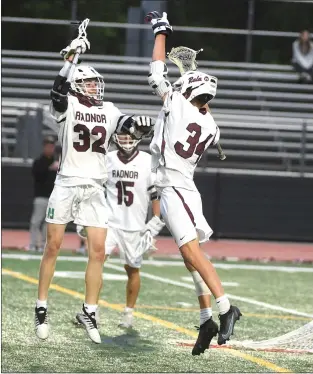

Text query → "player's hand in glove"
[146,11,173,37]
[130,116,155,139]
[60,37,90,60]
[76,225,87,239]
[137,216,165,256]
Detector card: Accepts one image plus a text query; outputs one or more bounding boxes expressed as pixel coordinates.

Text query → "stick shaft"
[217,143,226,160]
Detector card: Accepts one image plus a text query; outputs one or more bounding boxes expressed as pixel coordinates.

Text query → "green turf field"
[2,250,313,373]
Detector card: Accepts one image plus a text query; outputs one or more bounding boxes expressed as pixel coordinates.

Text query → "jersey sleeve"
[49,95,73,129]
[148,171,158,201]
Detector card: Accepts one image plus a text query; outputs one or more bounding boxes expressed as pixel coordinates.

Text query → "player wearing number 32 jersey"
[34,34,154,345]
[146,11,241,355]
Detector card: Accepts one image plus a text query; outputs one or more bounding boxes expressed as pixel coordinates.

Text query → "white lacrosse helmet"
[173,70,217,104]
[112,134,141,155]
[71,65,105,102]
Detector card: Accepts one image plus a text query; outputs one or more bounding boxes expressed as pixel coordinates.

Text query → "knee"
[124,264,140,277]
[180,244,198,265]
[44,239,61,257]
[89,243,105,262]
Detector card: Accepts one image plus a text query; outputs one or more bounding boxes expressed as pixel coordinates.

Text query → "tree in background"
[2,0,313,63]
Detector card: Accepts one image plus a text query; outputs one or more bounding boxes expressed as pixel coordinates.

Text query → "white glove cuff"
[145,215,165,237]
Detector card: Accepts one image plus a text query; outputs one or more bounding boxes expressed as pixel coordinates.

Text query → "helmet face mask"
[71,65,105,102]
[173,71,217,104]
[113,134,140,157]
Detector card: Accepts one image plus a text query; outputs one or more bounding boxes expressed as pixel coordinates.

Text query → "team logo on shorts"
[47,208,55,219]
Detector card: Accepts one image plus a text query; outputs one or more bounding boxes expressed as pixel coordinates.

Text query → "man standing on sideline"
[27,136,58,251]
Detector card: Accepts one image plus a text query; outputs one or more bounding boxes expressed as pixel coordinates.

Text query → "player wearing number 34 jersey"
[146,11,241,355]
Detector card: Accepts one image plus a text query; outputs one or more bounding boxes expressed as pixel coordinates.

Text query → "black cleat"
[192,318,219,356]
[218,305,242,345]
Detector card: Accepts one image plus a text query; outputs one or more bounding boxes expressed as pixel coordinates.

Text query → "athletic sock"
[36,299,47,309]
[84,303,98,314]
[125,307,134,314]
[200,307,212,325]
[216,295,230,315]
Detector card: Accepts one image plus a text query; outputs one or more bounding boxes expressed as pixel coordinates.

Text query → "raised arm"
[50,37,90,115]
[146,12,173,102]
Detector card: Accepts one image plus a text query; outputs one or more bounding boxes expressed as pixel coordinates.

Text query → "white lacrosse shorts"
[158,186,213,248]
[46,184,108,228]
[105,228,143,268]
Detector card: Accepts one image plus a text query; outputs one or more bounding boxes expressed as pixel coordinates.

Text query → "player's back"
[51,95,122,183]
[150,91,218,189]
[106,150,155,231]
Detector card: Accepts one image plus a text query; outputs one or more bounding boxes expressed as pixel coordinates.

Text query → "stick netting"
[167,46,203,75]
[229,321,313,353]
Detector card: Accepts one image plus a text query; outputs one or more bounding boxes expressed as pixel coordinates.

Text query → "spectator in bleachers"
[27,136,58,251]
[291,30,313,83]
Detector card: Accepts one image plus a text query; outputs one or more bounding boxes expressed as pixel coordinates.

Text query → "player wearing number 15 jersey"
[146,11,241,354]
[77,134,164,329]
[34,35,154,345]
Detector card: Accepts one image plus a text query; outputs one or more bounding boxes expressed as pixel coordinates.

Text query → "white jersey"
[150,90,218,190]
[50,94,123,188]
[106,150,157,231]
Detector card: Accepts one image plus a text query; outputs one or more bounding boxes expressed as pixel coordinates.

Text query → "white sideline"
[3,253,313,318]
[2,253,313,273]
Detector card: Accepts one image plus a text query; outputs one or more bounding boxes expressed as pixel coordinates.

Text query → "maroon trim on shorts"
[173,187,196,227]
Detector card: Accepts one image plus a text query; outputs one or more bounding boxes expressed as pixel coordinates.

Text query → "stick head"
[70,18,90,39]
[144,11,161,24]
[167,46,203,75]
[78,18,89,38]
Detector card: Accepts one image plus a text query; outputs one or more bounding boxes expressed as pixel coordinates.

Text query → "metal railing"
[2,16,300,37]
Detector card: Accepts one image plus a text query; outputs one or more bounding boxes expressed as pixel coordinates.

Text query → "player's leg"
[181,242,241,346]
[160,187,241,345]
[40,221,47,252]
[85,226,107,304]
[184,260,218,355]
[74,186,108,344]
[124,265,141,309]
[35,185,74,339]
[74,226,106,344]
[118,230,143,329]
[35,222,66,339]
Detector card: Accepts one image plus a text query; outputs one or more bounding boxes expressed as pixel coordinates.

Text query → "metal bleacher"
[2,49,313,172]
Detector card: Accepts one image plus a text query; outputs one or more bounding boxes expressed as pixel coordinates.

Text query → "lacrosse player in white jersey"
[34,28,154,344]
[145,11,242,354]
[77,134,164,329]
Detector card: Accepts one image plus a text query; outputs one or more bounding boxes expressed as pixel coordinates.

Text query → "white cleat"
[76,305,101,344]
[35,307,49,340]
[118,310,133,329]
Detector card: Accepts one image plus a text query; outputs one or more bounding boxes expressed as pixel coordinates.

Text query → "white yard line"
[3,253,313,273]
[104,263,313,318]
[3,253,313,318]
[180,276,239,287]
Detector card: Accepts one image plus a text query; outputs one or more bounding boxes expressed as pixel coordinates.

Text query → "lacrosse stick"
[66,18,90,84]
[167,46,226,161]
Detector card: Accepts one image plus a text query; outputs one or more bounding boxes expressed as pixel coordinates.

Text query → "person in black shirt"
[28,136,58,251]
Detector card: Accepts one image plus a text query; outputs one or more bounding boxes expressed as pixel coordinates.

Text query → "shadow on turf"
[72,319,155,352]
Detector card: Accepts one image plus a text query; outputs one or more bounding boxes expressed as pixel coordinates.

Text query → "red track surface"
[2,229,313,262]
